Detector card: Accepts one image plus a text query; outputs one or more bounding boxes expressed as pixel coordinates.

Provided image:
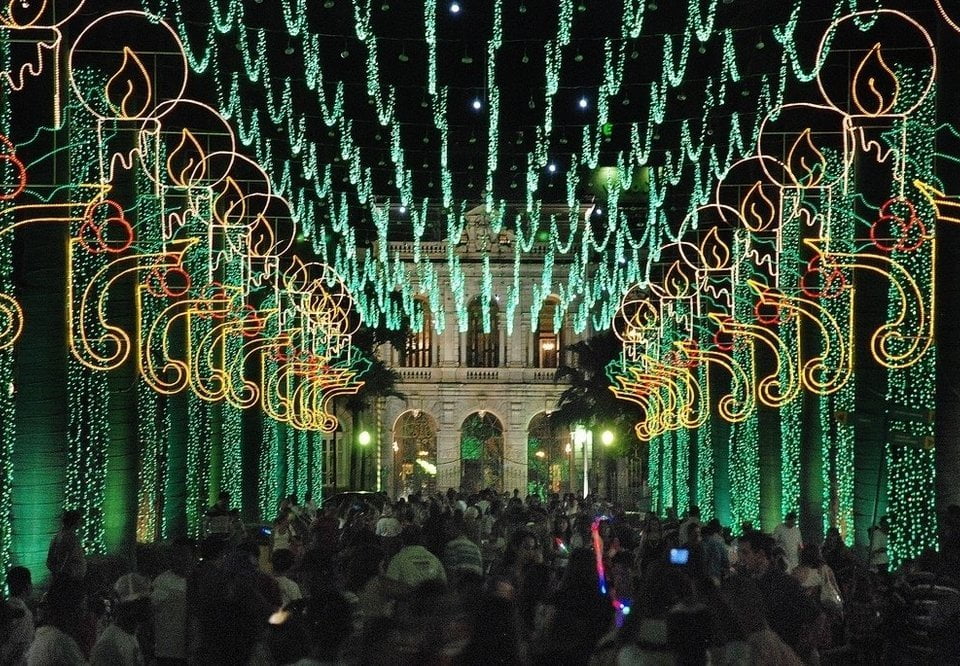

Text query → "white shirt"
[151,570,187,660]
[275,575,303,607]
[773,523,803,572]
[90,623,143,666]
[27,625,86,666]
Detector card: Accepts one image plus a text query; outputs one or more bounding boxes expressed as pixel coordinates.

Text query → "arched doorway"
[392,411,438,497]
[460,412,504,493]
[527,412,567,498]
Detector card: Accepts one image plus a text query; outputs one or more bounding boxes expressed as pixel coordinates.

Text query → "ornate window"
[401,299,432,367]
[535,297,561,368]
[466,297,500,367]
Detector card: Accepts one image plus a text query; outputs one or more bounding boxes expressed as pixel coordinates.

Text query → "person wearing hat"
[90,573,151,666]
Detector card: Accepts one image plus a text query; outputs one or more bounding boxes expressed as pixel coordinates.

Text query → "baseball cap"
[114,573,151,604]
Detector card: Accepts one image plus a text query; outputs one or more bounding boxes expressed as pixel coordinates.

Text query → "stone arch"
[392,410,438,497]
[460,411,504,493]
[527,412,568,497]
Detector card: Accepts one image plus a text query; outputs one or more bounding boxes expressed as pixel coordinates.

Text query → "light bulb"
[450,2,460,13]
[578,96,588,109]
[472,98,482,110]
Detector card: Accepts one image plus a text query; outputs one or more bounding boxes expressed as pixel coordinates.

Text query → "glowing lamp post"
[357,430,371,489]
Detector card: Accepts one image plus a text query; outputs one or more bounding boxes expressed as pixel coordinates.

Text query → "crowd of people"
[1,490,959,664]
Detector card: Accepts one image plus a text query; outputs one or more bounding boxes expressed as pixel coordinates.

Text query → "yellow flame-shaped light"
[739,181,778,233]
[852,43,900,117]
[167,128,206,188]
[787,128,826,188]
[105,46,153,119]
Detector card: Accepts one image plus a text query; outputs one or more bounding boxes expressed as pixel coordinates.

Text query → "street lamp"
[357,430,372,489]
[601,430,615,446]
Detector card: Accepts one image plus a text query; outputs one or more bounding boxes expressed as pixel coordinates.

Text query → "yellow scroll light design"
[188,285,241,402]
[686,315,756,423]
[222,308,277,410]
[640,356,683,433]
[658,348,709,430]
[851,43,900,117]
[809,238,934,370]
[722,297,801,409]
[914,179,960,225]
[70,240,196,372]
[609,368,663,442]
[300,365,364,433]
[141,288,228,397]
[105,46,152,119]
[748,279,854,396]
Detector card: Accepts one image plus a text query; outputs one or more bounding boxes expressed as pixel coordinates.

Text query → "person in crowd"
[490,529,542,595]
[272,508,300,556]
[385,526,447,592]
[301,492,318,523]
[868,515,890,573]
[90,573,151,666]
[458,591,525,665]
[203,491,244,544]
[719,574,804,665]
[737,529,820,660]
[46,510,86,583]
[375,502,402,540]
[821,526,856,576]
[773,511,803,573]
[701,518,730,585]
[516,563,555,642]
[678,505,701,546]
[793,542,843,651]
[530,548,613,663]
[1,566,33,665]
[151,539,193,665]
[189,551,274,665]
[591,560,695,664]
[271,548,303,607]
[441,518,483,582]
[27,578,87,666]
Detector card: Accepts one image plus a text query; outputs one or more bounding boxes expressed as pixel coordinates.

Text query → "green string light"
[0,30,14,587]
[728,231,760,531]
[137,0,847,337]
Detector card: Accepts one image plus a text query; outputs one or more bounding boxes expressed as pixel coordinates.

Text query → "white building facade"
[370,206,592,499]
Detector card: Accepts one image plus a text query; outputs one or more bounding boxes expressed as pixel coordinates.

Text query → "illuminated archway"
[460,411,504,493]
[392,411,438,497]
[527,412,567,498]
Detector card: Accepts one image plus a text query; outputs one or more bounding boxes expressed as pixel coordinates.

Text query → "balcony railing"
[393,366,559,384]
